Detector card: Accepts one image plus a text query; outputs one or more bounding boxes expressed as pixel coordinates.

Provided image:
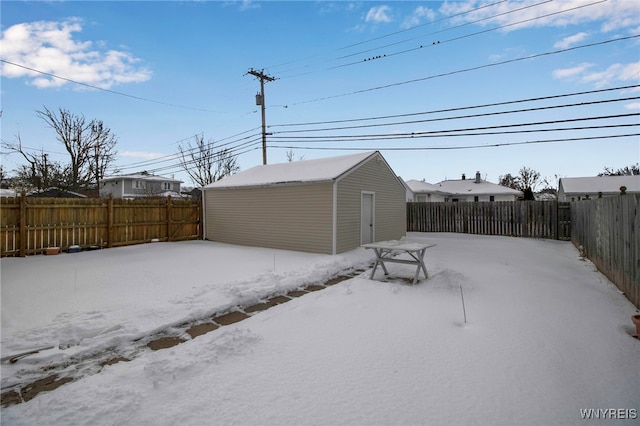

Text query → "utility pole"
[247,68,275,165]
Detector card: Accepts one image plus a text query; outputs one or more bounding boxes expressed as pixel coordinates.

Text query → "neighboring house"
[558,175,640,201]
[535,192,557,202]
[100,172,182,199]
[405,179,449,202]
[202,151,406,254]
[0,188,17,197]
[407,172,523,202]
[181,187,202,199]
[27,188,87,198]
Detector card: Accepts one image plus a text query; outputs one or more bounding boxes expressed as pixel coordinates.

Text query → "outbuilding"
[202,151,406,254]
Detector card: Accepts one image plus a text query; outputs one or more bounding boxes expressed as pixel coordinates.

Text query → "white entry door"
[361,192,375,244]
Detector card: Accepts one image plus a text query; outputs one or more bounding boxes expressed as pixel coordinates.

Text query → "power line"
[114,134,262,174]
[269,123,639,144]
[271,96,639,134]
[337,0,508,52]
[269,133,640,151]
[0,60,223,113]
[273,85,640,128]
[290,34,640,106]
[331,0,605,69]
[134,142,263,176]
[271,0,510,77]
[334,0,554,64]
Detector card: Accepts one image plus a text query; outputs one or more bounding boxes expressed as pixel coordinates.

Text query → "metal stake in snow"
[460,285,467,324]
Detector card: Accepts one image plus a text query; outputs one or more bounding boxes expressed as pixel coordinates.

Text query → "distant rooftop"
[560,175,640,194]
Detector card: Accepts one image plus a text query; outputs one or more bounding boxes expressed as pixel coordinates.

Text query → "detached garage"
[203,151,406,254]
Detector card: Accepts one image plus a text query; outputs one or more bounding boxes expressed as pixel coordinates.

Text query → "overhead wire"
[115,127,261,172]
[271,95,639,134]
[272,0,511,77]
[331,0,606,69]
[268,113,640,142]
[272,84,639,127]
[269,133,640,151]
[334,0,555,63]
[290,34,640,106]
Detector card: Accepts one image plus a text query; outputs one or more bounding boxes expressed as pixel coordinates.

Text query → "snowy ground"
[1,233,639,425]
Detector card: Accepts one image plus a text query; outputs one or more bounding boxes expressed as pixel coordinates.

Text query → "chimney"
[462,173,466,180]
[475,171,481,183]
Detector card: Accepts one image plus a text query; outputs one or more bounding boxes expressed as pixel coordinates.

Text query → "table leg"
[419,248,429,279]
[369,249,390,280]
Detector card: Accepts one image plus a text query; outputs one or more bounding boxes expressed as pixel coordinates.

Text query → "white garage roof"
[204,151,378,188]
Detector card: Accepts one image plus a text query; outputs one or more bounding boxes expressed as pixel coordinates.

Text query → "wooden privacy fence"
[407,201,571,240]
[571,195,639,308]
[0,196,202,257]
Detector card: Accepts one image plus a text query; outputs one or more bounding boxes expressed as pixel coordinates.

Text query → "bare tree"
[2,133,71,191]
[285,149,304,162]
[35,106,117,189]
[499,167,541,192]
[177,135,239,187]
[599,163,640,176]
[518,166,541,192]
[498,173,519,190]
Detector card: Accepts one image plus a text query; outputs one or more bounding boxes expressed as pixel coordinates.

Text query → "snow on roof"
[559,175,640,194]
[434,179,523,196]
[102,173,182,183]
[405,179,447,194]
[0,188,16,197]
[205,151,378,189]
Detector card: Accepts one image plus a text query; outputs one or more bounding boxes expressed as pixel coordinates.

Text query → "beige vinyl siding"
[335,157,406,253]
[204,183,334,253]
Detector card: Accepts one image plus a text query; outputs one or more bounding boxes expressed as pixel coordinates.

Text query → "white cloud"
[552,63,594,79]
[401,6,436,29]
[581,61,640,88]
[238,0,260,11]
[438,0,640,34]
[624,102,640,111]
[0,19,151,89]
[366,5,393,24]
[554,32,589,49]
[553,61,640,88]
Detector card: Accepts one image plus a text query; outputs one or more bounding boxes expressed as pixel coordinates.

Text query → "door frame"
[360,191,375,245]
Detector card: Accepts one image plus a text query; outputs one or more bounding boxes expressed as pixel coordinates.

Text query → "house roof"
[204,151,381,189]
[434,179,523,196]
[405,179,448,194]
[559,175,640,194]
[27,188,87,198]
[102,173,182,183]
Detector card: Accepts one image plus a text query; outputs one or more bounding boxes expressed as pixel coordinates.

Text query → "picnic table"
[362,240,437,284]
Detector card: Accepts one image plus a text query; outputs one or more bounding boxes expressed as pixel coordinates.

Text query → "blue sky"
[1,0,639,188]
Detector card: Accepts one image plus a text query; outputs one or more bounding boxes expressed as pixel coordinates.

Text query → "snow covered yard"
[1,233,639,425]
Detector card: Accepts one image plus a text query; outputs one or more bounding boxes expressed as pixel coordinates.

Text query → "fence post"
[198,198,204,239]
[19,194,26,257]
[107,195,114,248]
[166,196,173,242]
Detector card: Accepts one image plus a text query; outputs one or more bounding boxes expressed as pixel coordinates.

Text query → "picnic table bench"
[362,240,437,284]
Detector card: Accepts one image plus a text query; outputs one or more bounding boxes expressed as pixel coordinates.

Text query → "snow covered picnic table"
[362,240,437,284]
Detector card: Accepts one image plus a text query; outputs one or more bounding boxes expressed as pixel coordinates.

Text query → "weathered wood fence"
[570,195,639,308]
[407,201,571,240]
[0,196,202,257]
